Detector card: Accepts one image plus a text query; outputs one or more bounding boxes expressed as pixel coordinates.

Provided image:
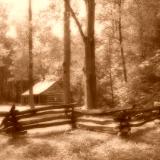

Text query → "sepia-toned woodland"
[0,0,160,109]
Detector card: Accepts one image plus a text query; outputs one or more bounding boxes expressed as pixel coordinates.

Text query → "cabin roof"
[22,80,56,96]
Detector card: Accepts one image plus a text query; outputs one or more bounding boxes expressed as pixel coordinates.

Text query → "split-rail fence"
[0,104,160,137]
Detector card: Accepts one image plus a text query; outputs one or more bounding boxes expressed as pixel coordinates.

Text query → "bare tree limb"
[64,0,86,42]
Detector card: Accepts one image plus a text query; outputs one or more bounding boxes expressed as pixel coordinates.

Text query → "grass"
[23,142,56,159]
[0,123,160,160]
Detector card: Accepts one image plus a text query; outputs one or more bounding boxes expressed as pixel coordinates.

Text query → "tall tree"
[108,38,114,105]
[117,0,128,82]
[0,5,12,102]
[65,0,97,109]
[28,0,34,108]
[84,0,96,108]
[63,0,71,104]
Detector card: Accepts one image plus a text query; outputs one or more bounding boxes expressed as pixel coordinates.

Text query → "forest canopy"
[0,0,160,109]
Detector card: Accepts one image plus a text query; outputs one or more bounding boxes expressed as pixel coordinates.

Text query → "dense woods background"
[0,0,160,109]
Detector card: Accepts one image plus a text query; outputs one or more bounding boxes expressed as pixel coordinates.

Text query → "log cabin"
[21,80,64,105]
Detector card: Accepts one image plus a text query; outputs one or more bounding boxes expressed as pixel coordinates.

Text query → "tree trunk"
[108,38,114,106]
[84,0,97,109]
[135,0,145,60]
[63,0,71,104]
[118,0,127,82]
[64,0,97,108]
[28,0,34,109]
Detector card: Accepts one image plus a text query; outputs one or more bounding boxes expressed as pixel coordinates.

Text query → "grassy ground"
[0,122,160,160]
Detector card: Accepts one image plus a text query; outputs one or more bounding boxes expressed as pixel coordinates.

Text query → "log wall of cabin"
[43,82,64,104]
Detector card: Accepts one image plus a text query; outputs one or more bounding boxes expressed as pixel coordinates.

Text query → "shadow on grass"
[128,125,160,145]
[23,142,56,159]
[7,135,29,147]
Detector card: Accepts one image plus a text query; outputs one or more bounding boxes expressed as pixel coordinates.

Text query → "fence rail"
[0,103,160,137]
[0,104,76,135]
[74,105,160,136]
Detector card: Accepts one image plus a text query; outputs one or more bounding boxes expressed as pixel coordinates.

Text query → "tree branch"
[64,0,86,42]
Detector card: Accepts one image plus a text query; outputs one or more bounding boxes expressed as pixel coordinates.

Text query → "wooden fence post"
[71,105,76,129]
[116,111,131,137]
[1,104,27,136]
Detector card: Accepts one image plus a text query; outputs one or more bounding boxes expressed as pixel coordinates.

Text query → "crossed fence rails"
[0,103,160,137]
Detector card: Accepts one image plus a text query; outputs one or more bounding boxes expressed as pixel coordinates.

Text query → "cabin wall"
[43,81,64,104]
[21,95,47,105]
